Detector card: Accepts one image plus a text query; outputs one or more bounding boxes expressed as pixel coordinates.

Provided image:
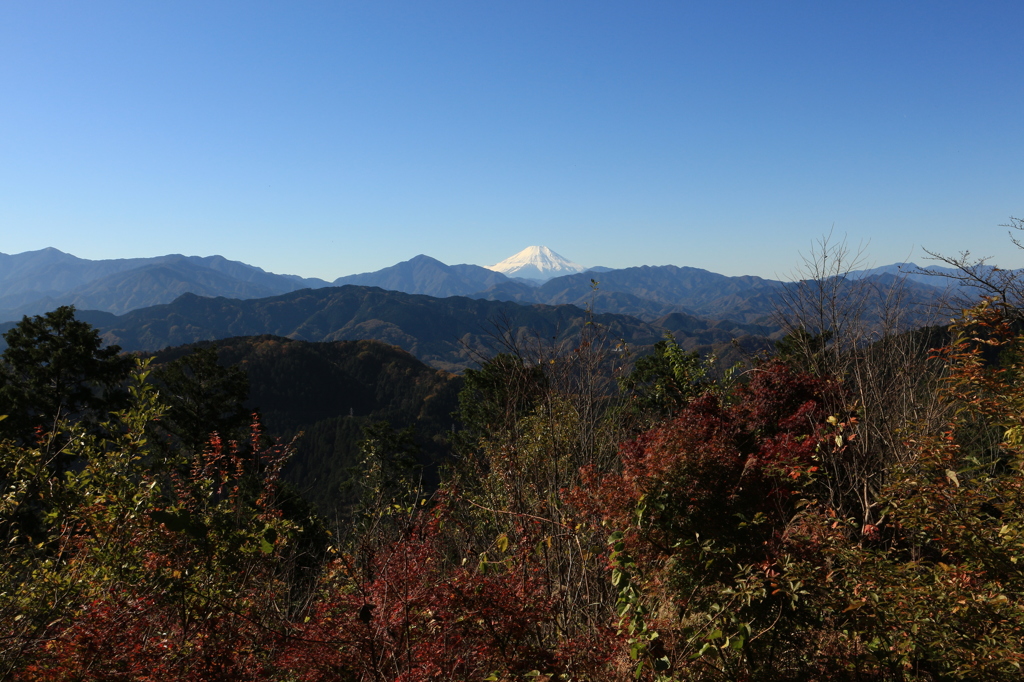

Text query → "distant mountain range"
[0,248,331,321]
[478,265,785,323]
[310,255,953,326]
[0,245,973,374]
[0,246,600,323]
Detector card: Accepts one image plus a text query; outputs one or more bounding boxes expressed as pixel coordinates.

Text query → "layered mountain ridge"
[1,246,960,341]
[0,249,331,322]
[0,284,781,372]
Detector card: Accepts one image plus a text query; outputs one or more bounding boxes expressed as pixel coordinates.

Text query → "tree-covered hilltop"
[144,335,462,513]
[3,273,1024,679]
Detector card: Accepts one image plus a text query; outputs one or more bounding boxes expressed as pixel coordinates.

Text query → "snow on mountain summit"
[486,246,586,281]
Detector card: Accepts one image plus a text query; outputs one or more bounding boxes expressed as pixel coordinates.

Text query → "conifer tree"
[0,306,131,443]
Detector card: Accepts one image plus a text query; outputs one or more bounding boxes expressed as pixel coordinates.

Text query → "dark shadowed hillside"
[95,285,782,371]
[145,335,462,513]
[0,285,778,373]
[88,286,667,371]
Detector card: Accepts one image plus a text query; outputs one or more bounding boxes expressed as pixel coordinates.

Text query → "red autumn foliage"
[17,592,287,682]
[571,360,840,568]
[282,505,615,681]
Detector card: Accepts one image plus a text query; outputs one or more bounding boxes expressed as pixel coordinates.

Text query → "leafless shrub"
[773,232,951,525]
[444,302,632,643]
[919,216,1024,313]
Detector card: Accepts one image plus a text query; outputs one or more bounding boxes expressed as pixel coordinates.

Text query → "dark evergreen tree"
[149,345,251,453]
[453,353,546,449]
[0,307,132,560]
[0,306,131,443]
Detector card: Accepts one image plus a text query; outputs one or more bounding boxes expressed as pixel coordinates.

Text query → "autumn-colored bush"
[565,304,1024,680]
[285,503,618,681]
[567,360,844,678]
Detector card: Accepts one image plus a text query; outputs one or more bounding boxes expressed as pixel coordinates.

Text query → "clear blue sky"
[1,1,1022,280]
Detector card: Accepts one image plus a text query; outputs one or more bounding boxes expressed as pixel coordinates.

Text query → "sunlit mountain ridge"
[0,246,962,324]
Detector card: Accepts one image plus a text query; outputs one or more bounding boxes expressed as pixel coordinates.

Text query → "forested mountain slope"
[46,285,773,371]
[5,283,1021,679]
[145,335,462,513]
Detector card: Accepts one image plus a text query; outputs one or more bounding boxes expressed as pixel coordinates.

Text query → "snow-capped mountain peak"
[486,246,586,281]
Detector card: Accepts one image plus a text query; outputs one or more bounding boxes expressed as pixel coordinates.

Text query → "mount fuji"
[485,246,587,282]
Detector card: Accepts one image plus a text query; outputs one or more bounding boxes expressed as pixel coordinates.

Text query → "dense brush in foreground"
[2,300,1023,680]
